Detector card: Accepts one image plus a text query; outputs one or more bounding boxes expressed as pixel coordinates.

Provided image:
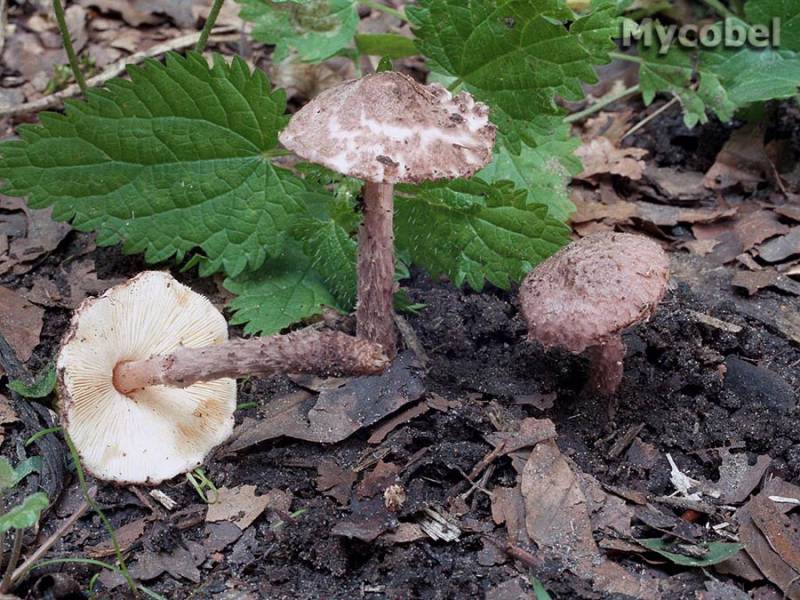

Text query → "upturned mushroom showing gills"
[57,271,388,484]
[519,232,670,402]
[279,71,496,359]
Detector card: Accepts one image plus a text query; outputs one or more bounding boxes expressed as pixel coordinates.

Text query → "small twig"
[0,0,7,58]
[482,534,543,568]
[52,0,87,95]
[1,530,24,591]
[622,96,680,140]
[564,84,641,124]
[195,0,226,53]
[10,495,92,586]
[0,26,237,118]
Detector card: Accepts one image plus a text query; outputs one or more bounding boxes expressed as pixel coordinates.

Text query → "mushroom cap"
[57,271,236,485]
[519,232,670,354]
[279,71,496,184]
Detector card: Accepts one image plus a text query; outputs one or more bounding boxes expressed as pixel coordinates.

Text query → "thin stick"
[1,530,24,591]
[195,0,226,53]
[0,27,237,118]
[0,0,7,57]
[10,496,91,586]
[52,0,87,95]
[564,84,641,124]
[622,95,680,140]
[113,330,389,394]
[358,0,406,21]
[609,51,644,64]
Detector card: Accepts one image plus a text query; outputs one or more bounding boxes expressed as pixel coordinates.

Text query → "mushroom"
[519,232,669,400]
[279,71,496,358]
[57,271,388,484]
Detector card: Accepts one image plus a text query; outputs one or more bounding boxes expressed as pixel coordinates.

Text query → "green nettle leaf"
[238,0,359,63]
[479,122,581,221]
[355,33,419,58]
[395,179,570,291]
[0,52,307,278]
[745,0,800,51]
[0,492,49,534]
[296,217,358,309]
[224,244,341,336]
[407,0,619,149]
[637,538,744,567]
[9,365,56,399]
[637,18,800,127]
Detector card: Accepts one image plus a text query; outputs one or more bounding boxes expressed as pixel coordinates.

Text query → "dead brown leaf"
[717,450,771,504]
[356,460,401,500]
[705,124,771,191]
[0,198,70,276]
[87,517,149,558]
[367,400,430,444]
[636,165,710,205]
[732,269,800,296]
[491,486,530,545]
[205,485,273,530]
[0,395,18,447]
[575,137,648,180]
[486,417,557,455]
[24,258,124,309]
[758,227,800,263]
[0,285,43,367]
[229,351,425,448]
[521,441,660,599]
[316,459,356,506]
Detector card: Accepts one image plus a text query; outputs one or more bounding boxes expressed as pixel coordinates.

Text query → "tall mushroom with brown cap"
[58,271,388,484]
[519,232,669,400]
[279,71,496,358]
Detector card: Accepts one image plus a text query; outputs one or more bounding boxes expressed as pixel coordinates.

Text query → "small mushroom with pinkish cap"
[519,232,670,403]
[57,271,388,484]
[280,71,496,359]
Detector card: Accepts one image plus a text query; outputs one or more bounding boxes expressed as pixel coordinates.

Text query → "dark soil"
[5,232,799,599]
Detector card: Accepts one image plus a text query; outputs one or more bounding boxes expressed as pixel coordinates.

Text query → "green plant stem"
[359,0,406,21]
[609,51,643,64]
[195,0,226,53]
[64,433,136,597]
[0,529,23,591]
[699,0,736,19]
[564,84,641,124]
[52,0,87,96]
[447,77,464,92]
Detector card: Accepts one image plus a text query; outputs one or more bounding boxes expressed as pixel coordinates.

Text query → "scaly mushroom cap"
[57,271,236,484]
[279,71,496,183]
[520,232,670,354]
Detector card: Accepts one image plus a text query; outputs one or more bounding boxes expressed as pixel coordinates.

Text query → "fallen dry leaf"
[717,450,771,504]
[757,227,800,263]
[0,285,44,367]
[575,137,648,180]
[356,460,401,500]
[316,459,357,506]
[636,165,710,204]
[521,440,660,599]
[732,269,800,296]
[229,351,425,449]
[705,124,771,191]
[0,198,70,276]
[368,400,430,444]
[205,485,273,531]
[87,517,149,558]
[24,258,124,309]
[487,417,557,455]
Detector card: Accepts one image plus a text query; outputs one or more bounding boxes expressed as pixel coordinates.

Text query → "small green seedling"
[186,468,219,504]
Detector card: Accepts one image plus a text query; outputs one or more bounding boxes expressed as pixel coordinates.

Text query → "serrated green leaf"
[295,217,358,309]
[395,179,570,291]
[479,122,580,222]
[0,52,307,277]
[224,243,341,336]
[238,0,359,63]
[0,492,49,534]
[9,365,56,399]
[637,20,800,127]
[745,0,800,51]
[637,538,744,567]
[407,0,619,149]
[355,33,419,58]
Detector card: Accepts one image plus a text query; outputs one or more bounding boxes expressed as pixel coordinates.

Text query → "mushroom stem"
[585,335,626,396]
[357,181,398,359]
[113,330,389,395]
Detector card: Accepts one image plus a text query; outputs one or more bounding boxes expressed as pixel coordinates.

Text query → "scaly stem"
[357,182,398,359]
[195,0,226,53]
[0,529,23,592]
[585,335,626,397]
[52,0,87,95]
[113,330,389,394]
[358,0,406,21]
[564,84,641,124]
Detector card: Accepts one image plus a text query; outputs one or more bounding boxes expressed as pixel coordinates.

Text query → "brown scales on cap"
[280,72,496,358]
[519,232,670,399]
